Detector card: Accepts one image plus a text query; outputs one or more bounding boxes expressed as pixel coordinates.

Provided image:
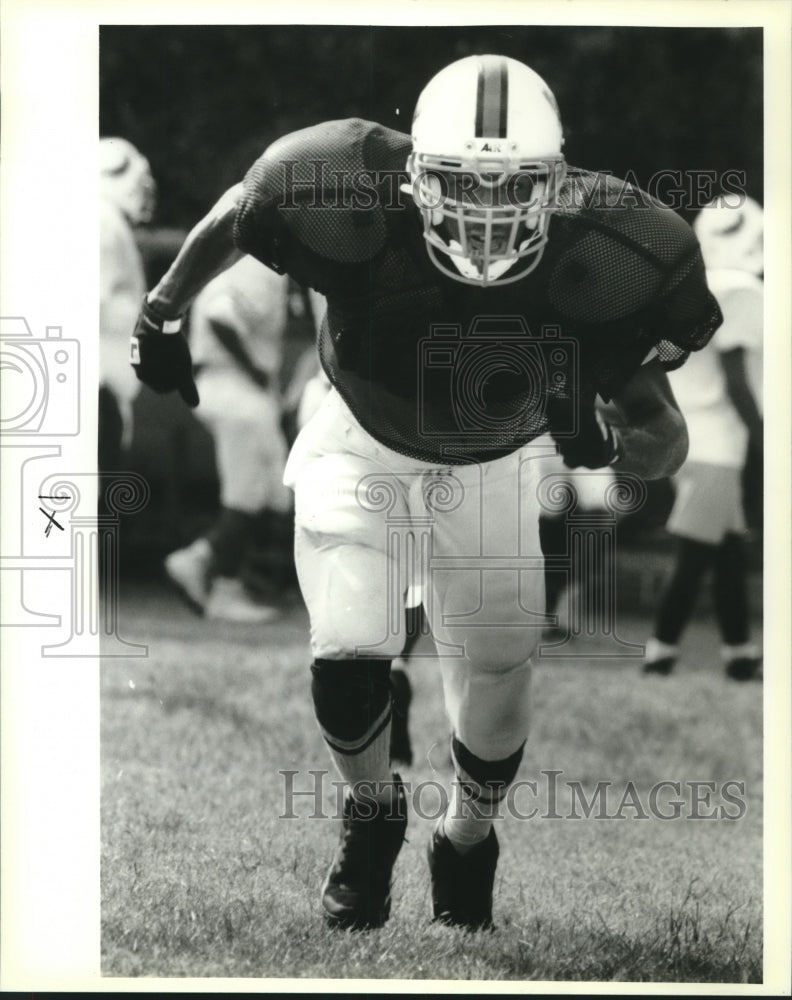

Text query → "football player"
[643,195,763,680]
[163,255,292,623]
[99,137,156,472]
[130,55,719,930]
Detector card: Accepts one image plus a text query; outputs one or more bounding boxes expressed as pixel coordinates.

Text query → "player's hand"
[547,390,622,469]
[130,298,199,408]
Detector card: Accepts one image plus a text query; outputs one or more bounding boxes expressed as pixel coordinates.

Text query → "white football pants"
[285,389,553,761]
[196,368,291,515]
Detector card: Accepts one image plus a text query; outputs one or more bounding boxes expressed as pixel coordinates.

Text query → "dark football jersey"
[234,118,721,463]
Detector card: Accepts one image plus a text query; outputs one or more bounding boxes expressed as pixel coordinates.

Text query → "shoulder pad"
[237,119,411,265]
[549,169,701,322]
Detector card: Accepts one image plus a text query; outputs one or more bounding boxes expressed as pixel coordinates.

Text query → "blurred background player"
[643,195,763,680]
[163,255,294,623]
[99,137,156,474]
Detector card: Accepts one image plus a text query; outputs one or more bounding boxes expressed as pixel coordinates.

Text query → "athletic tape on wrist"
[162,317,182,334]
[145,294,183,334]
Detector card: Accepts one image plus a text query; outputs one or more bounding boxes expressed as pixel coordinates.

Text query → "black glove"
[130,298,199,408]
[547,390,622,469]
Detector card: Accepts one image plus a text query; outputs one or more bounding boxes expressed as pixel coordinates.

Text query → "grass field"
[101,582,763,983]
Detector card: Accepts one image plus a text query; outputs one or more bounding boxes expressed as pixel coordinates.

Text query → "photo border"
[1,0,789,993]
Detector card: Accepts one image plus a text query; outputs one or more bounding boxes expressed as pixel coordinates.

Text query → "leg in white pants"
[408,456,544,762]
[287,391,544,759]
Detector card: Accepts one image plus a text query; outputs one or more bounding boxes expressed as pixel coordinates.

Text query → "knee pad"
[311,658,391,742]
[451,735,525,804]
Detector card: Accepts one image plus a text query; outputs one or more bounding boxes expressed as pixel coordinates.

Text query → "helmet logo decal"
[475,57,509,138]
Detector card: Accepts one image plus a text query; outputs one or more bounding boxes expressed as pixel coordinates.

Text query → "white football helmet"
[406,54,566,287]
[693,195,763,276]
[100,137,157,226]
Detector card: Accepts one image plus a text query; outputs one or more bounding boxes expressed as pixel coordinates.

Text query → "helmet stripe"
[475,57,509,138]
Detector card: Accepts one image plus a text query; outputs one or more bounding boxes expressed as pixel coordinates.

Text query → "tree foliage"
[100,25,762,227]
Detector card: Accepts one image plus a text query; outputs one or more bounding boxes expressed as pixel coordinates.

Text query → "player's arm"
[130,183,246,406]
[608,357,688,479]
[147,183,245,318]
[549,357,687,479]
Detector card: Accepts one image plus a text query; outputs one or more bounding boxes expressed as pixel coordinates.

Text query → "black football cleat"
[642,656,677,677]
[427,824,499,931]
[321,775,407,930]
[725,656,762,681]
[389,668,414,766]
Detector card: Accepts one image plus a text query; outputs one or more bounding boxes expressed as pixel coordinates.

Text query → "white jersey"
[706,268,763,414]
[668,267,762,468]
[190,255,290,374]
[100,198,147,408]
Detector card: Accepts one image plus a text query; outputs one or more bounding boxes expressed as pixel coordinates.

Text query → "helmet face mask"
[406,55,567,287]
[408,152,566,285]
